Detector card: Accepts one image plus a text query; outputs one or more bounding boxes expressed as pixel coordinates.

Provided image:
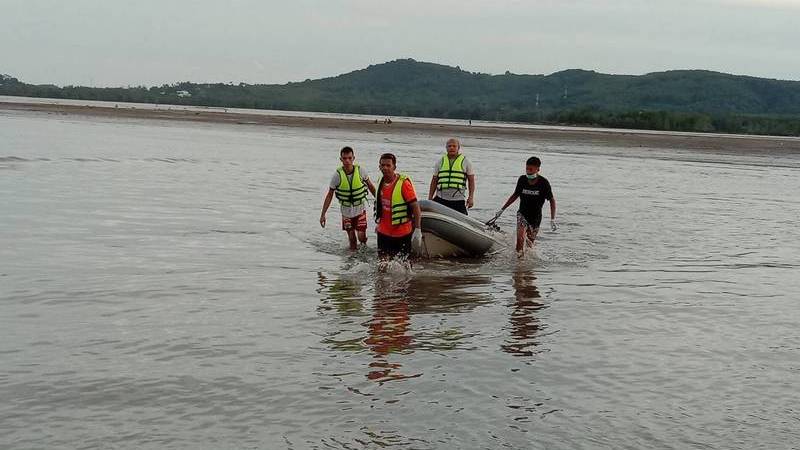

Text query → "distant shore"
[3,98,800,154]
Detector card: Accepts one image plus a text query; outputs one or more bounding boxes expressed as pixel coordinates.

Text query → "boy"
[494,157,557,256]
[320,146,377,250]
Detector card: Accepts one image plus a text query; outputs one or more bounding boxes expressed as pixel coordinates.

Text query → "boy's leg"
[525,228,539,248]
[516,224,526,253]
[515,212,527,254]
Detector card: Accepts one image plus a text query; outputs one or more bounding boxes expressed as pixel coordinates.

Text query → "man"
[493,156,557,256]
[428,138,476,215]
[320,146,377,250]
[375,153,422,260]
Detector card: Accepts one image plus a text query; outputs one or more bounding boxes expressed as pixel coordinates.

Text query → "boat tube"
[413,200,501,258]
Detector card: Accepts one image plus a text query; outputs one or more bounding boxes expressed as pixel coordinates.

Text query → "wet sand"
[2,99,800,154]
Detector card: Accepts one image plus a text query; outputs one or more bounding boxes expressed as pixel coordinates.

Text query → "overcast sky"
[2,0,799,86]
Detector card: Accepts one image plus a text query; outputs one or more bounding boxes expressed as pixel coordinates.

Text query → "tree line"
[3,59,800,136]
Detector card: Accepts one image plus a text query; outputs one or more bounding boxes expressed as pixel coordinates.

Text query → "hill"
[3,59,800,135]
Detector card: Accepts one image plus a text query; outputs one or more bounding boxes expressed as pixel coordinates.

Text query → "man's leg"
[346,229,358,250]
[433,196,468,215]
[356,211,368,245]
[398,234,412,258]
[343,215,359,250]
[455,199,468,215]
[377,233,410,262]
[377,233,392,261]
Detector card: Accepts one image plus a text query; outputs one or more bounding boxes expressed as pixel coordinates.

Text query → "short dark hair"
[526,156,541,167]
[340,146,354,157]
[379,153,396,165]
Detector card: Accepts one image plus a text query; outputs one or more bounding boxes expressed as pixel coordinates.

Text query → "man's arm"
[409,200,422,230]
[466,174,476,208]
[366,178,377,197]
[428,176,438,200]
[320,188,335,227]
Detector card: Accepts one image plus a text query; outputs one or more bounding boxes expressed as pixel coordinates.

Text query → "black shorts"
[517,211,542,230]
[433,196,468,215]
[377,232,412,258]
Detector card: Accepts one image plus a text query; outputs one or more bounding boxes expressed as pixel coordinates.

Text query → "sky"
[2,0,799,87]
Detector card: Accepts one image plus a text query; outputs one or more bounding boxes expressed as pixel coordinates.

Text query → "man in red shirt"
[374,153,422,260]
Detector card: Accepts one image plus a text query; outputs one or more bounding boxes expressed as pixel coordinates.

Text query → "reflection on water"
[403,272,494,315]
[317,265,497,383]
[317,271,366,318]
[502,268,547,357]
[366,276,416,383]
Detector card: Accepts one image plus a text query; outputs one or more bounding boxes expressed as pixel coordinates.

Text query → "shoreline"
[3,99,800,153]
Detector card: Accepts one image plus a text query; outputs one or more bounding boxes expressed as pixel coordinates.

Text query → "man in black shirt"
[493,156,557,256]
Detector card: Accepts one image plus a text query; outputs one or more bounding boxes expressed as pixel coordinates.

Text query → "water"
[2,108,800,449]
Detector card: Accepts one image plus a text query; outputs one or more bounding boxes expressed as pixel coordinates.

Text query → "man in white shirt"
[427,138,476,215]
[320,146,377,250]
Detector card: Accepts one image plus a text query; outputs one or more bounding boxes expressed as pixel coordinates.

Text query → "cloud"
[2,0,799,85]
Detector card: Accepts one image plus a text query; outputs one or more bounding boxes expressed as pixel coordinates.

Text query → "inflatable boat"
[412,200,501,258]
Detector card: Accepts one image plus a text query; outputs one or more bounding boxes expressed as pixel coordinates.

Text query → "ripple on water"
[3,112,800,449]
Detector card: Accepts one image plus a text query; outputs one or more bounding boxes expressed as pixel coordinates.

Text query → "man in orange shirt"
[374,153,422,260]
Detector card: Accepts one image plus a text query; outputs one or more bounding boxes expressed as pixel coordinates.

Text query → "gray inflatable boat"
[413,200,501,258]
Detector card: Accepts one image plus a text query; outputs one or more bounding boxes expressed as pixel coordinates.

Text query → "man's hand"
[412,229,423,248]
[550,219,557,232]
[320,214,326,228]
[467,197,474,209]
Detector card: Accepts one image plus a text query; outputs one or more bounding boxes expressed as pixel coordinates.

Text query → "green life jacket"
[437,154,467,190]
[335,165,368,207]
[375,174,411,225]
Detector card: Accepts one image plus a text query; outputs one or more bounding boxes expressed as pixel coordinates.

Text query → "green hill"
[3,59,800,135]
